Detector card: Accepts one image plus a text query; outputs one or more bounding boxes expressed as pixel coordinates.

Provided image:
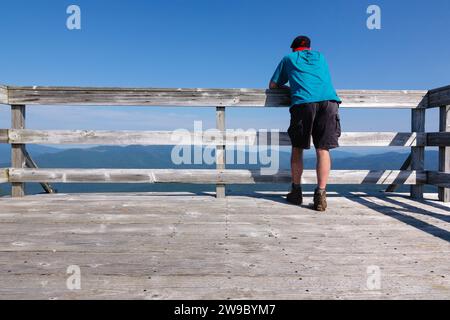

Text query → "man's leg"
[312,101,340,211]
[316,148,331,189]
[291,147,304,185]
[287,103,315,206]
[287,147,304,205]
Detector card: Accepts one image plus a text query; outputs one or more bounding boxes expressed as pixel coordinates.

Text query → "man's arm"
[269,58,289,89]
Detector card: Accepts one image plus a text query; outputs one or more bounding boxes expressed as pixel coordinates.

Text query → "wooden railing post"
[216,106,226,198]
[438,105,450,202]
[411,108,425,199]
[11,105,26,197]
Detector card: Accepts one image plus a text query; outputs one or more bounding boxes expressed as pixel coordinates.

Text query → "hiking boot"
[286,184,303,205]
[313,188,327,212]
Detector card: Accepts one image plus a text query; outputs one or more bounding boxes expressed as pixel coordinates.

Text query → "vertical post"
[216,106,226,198]
[411,108,425,199]
[11,105,26,198]
[438,105,450,202]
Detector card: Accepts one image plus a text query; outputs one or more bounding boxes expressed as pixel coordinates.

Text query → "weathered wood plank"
[7,168,426,185]
[0,274,447,300]
[11,105,26,197]
[0,232,448,255]
[428,171,450,188]
[0,85,8,105]
[411,109,425,199]
[6,129,426,147]
[438,105,450,202]
[2,250,449,277]
[7,129,224,145]
[0,168,8,183]
[428,85,450,108]
[5,86,428,108]
[427,132,450,147]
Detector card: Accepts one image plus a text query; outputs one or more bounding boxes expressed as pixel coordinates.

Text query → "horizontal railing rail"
[0,85,449,201]
[4,168,425,185]
[428,171,450,188]
[0,86,428,108]
[1,129,450,147]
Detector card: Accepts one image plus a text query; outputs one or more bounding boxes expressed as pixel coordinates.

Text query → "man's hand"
[269,81,290,90]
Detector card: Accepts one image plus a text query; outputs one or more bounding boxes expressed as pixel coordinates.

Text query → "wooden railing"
[0,85,449,202]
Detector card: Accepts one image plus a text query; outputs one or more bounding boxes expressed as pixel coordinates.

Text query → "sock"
[292,183,301,190]
[316,187,326,192]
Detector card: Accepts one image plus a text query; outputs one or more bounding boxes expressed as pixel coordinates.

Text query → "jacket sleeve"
[270,57,288,86]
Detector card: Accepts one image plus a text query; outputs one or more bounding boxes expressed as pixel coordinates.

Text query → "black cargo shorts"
[288,100,341,150]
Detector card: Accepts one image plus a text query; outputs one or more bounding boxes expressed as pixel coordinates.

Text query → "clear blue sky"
[0,0,449,136]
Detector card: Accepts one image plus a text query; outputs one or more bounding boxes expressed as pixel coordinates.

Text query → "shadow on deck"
[0,192,449,300]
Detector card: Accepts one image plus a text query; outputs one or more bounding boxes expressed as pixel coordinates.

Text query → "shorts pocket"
[336,114,341,138]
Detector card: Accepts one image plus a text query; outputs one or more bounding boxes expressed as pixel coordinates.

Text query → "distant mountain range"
[0,145,439,196]
[0,144,61,163]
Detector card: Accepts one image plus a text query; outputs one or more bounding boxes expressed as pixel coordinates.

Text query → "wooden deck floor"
[0,191,449,300]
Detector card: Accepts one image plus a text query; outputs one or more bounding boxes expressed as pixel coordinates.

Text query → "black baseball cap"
[290,36,311,49]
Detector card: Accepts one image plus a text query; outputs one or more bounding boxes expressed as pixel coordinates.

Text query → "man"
[269,36,341,212]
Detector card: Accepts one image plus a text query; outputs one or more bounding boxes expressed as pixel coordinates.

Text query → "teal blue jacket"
[271,50,341,105]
